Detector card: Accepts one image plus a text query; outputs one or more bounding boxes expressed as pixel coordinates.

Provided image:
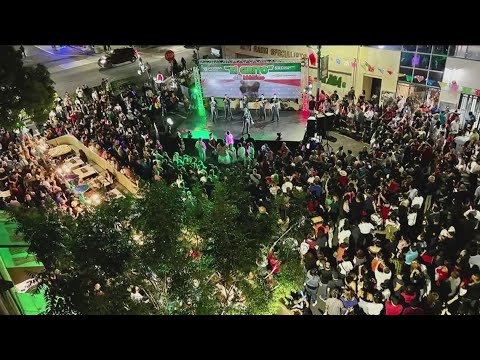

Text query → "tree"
[72,197,136,279]
[0,45,55,129]
[8,200,74,271]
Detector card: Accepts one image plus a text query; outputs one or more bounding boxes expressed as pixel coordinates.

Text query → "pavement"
[18,45,209,95]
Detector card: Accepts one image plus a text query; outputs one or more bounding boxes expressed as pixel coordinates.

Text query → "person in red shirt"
[268,251,281,274]
[401,285,417,304]
[385,296,404,315]
[402,299,425,315]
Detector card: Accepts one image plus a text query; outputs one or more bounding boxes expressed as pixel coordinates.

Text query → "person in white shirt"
[450,118,460,135]
[358,218,375,235]
[411,195,424,209]
[469,249,480,269]
[359,294,384,315]
[375,265,392,290]
[365,107,374,121]
[397,95,406,112]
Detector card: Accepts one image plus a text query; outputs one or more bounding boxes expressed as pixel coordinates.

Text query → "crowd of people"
[2,76,480,315]
[0,130,85,217]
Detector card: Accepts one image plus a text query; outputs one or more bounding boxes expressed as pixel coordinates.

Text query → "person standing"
[181,57,187,70]
[258,94,267,120]
[210,97,218,123]
[19,45,26,58]
[223,95,233,121]
[304,268,320,306]
[225,131,234,147]
[271,94,280,122]
[347,87,356,104]
[242,108,253,134]
[325,288,345,315]
[195,138,206,162]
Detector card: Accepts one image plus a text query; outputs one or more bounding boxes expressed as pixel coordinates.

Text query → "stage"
[176,110,368,154]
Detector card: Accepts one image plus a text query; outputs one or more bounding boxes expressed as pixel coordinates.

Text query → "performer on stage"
[210,97,218,123]
[258,94,267,120]
[242,107,254,135]
[223,95,233,121]
[271,94,280,122]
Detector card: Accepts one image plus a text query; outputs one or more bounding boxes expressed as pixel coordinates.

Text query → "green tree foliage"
[133,180,186,268]
[202,173,278,279]
[0,46,55,129]
[71,197,136,279]
[8,200,74,271]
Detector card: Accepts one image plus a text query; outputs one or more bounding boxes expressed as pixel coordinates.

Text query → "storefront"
[396,45,450,108]
[440,56,480,128]
[223,45,401,104]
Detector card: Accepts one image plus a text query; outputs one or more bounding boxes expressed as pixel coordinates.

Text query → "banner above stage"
[199,61,302,99]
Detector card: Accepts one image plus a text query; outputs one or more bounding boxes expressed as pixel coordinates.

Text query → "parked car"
[98,47,138,68]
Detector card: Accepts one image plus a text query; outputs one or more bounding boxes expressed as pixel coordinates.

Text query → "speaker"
[306,119,317,138]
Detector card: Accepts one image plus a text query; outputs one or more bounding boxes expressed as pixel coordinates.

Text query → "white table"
[73,165,97,180]
[63,156,85,171]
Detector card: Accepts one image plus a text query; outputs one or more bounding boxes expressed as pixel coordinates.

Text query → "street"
[21,45,198,95]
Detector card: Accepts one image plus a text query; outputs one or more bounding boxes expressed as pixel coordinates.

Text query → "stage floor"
[177,110,367,154]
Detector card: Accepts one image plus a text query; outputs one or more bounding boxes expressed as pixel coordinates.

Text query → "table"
[107,188,124,199]
[0,190,11,198]
[72,165,98,180]
[63,156,84,171]
[88,175,112,189]
[48,145,72,157]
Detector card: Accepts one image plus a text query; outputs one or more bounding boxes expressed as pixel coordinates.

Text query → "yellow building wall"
[320,46,400,100]
[356,46,401,96]
[320,46,358,98]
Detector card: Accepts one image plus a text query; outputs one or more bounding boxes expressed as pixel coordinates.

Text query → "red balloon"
[165,50,175,62]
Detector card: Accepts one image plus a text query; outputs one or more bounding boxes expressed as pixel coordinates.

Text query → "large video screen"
[199,61,302,99]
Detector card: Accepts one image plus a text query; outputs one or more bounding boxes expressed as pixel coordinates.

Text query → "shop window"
[412,69,428,85]
[402,45,416,52]
[400,52,414,67]
[417,45,432,54]
[427,70,443,86]
[430,55,447,71]
[416,54,431,69]
[433,45,449,55]
[453,45,468,58]
[399,67,413,82]
[466,45,480,60]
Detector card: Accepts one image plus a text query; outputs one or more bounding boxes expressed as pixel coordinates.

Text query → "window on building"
[466,45,480,60]
[402,45,416,52]
[417,45,432,54]
[398,45,452,89]
[453,45,468,58]
[433,45,449,55]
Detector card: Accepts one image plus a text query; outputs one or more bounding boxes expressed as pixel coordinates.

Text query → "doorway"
[371,78,382,105]
[362,75,382,104]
